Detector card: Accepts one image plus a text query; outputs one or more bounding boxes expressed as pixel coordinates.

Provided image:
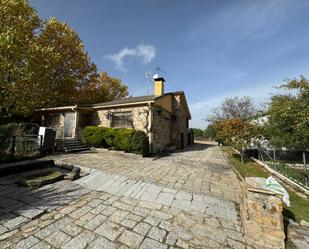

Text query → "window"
[111,111,133,128]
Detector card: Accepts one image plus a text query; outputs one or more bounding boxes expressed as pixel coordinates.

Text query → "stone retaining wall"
[241,177,285,249]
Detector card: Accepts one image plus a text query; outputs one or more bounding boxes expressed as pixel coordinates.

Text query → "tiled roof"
[92,95,157,107]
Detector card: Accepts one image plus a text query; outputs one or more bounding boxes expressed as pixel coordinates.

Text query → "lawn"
[222,146,309,223]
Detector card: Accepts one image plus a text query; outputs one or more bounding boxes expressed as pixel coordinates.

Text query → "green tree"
[265,76,309,150]
[192,128,203,137]
[0,0,41,121]
[203,124,217,140]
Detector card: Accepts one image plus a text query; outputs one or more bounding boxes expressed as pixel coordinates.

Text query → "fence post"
[40,135,43,155]
[11,136,16,159]
[273,149,276,161]
[303,151,308,187]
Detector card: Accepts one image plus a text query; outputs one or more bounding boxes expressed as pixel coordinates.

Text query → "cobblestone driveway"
[50,143,241,202]
[0,142,250,248]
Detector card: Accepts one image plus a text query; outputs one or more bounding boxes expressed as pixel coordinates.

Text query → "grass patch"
[222,146,309,223]
[267,162,309,187]
[222,146,268,178]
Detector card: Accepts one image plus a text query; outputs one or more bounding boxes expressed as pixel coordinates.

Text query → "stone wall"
[241,177,285,249]
[93,106,151,134]
[42,112,64,139]
[42,111,78,139]
[151,106,172,153]
[171,94,189,149]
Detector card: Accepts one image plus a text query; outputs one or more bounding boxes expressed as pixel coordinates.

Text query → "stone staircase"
[55,139,89,153]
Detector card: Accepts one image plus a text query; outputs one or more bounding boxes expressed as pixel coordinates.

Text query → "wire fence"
[0,135,43,164]
[249,148,309,189]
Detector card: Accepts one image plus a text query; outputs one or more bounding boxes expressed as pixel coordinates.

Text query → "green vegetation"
[81,126,149,156]
[192,128,203,137]
[0,0,128,123]
[114,128,134,152]
[130,130,149,156]
[268,163,309,187]
[192,125,217,140]
[264,76,309,150]
[223,146,309,223]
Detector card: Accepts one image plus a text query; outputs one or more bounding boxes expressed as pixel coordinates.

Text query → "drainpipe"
[148,102,153,154]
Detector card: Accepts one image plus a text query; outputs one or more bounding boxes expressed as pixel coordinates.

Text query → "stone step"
[55,139,89,152]
[64,147,89,153]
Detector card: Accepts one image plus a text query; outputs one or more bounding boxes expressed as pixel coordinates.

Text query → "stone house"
[37,76,192,154]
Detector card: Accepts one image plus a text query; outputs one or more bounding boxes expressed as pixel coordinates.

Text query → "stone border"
[251,157,309,195]
[93,148,143,158]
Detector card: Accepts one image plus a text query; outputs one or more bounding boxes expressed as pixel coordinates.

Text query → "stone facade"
[93,105,151,134]
[42,111,78,139]
[38,89,191,154]
[151,106,172,153]
[171,94,189,149]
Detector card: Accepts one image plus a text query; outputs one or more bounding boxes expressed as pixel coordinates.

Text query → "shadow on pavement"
[0,173,89,233]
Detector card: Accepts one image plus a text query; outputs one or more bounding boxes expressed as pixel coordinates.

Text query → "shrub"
[103,128,115,147]
[114,128,134,152]
[0,122,39,137]
[81,126,105,147]
[81,126,150,156]
[131,130,149,156]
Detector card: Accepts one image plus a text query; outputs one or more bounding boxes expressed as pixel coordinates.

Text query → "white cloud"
[190,0,309,51]
[105,44,156,72]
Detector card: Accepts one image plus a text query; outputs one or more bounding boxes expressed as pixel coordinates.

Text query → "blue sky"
[29,0,309,128]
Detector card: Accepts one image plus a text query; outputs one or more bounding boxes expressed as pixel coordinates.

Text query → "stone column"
[241,177,285,249]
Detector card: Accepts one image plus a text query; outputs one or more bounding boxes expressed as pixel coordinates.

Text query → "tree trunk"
[241,148,244,164]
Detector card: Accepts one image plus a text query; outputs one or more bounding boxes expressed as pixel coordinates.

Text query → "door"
[180,132,184,149]
[64,112,74,137]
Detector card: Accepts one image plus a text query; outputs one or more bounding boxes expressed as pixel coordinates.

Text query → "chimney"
[153,74,165,96]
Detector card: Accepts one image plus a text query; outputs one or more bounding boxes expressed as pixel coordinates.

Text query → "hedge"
[81,126,106,147]
[114,128,134,152]
[131,130,149,156]
[81,126,149,156]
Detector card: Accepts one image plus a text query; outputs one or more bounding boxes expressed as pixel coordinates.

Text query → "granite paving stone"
[0,143,262,249]
[118,230,144,248]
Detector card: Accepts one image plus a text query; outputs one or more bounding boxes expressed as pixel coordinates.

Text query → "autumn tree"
[209,96,260,163]
[75,72,128,105]
[216,118,261,164]
[264,76,309,150]
[0,0,128,123]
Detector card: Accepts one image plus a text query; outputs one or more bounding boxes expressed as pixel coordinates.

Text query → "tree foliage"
[192,128,203,137]
[210,96,259,163]
[209,96,256,122]
[0,0,128,123]
[264,76,309,150]
[216,118,261,163]
[203,124,217,140]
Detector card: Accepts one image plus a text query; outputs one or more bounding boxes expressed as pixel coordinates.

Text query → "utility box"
[39,127,56,154]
